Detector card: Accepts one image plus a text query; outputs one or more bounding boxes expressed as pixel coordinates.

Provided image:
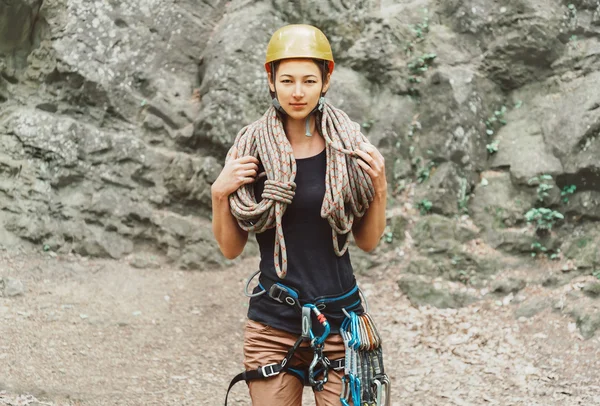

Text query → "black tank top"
[247,148,358,334]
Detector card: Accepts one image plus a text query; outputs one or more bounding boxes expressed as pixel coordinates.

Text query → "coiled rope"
[227,102,375,279]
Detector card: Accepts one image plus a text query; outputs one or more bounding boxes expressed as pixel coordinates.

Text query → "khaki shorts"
[243,319,351,406]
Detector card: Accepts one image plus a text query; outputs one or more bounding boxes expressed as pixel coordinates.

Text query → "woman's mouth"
[290,103,306,110]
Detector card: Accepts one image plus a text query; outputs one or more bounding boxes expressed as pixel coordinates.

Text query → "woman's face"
[268,58,330,121]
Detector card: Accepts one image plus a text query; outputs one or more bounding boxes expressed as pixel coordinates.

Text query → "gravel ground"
[1,250,599,405]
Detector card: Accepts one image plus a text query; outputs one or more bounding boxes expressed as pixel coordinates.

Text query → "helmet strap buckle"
[317,96,326,112]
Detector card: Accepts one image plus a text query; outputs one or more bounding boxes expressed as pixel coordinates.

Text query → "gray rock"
[1,0,600,282]
[0,0,43,52]
[570,309,600,339]
[411,214,465,254]
[563,229,600,269]
[491,277,527,294]
[583,282,600,298]
[398,275,478,309]
[389,214,409,244]
[490,119,563,184]
[515,298,550,319]
[470,173,532,231]
[2,277,25,297]
[415,162,467,216]
[129,254,161,270]
[407,256,441,277]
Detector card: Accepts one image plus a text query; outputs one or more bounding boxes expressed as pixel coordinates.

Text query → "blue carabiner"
[340,375,351,406]
[349,311,361,350]
[350,374,361,405]
[303,304,331,346]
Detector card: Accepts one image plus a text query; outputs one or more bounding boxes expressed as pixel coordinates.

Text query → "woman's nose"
[293,84,304,98]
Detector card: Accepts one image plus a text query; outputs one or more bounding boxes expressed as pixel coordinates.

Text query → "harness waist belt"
[258,274,363,317]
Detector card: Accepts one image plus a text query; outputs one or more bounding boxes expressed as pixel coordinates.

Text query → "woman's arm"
[211,147,259,259]
[211,189,249,259]
[351,144,387,252]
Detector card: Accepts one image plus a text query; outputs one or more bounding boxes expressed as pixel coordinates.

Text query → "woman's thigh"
[243,320,304,406]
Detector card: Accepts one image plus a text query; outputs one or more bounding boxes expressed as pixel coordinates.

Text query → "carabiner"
[308,346,329,391]
[373,375,391,406]
[340,375,351,406]
[303,304,330,346]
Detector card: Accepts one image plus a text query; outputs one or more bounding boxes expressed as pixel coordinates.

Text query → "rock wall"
[1,0,600,335]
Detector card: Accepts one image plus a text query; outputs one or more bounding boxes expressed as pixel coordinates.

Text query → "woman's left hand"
[354,143,387,194]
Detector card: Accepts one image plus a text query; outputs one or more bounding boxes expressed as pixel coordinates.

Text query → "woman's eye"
[306,80,317,84]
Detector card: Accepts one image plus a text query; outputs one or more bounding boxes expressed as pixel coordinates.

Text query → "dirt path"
[1,250,599,405]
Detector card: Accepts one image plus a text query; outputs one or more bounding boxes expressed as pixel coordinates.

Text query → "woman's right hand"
[211,147,260,198]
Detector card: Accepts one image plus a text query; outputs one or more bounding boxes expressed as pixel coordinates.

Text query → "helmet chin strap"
[305,96,326,137]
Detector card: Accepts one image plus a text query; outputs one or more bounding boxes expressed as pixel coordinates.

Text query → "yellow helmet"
[265,24,334,74]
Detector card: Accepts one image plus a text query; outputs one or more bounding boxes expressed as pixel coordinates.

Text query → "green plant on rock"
[408,53,437,75]
[416,160,436,183]
[362,119,375,133]
[417,199,433,215]
[485,105,507,137]
[593,270,600,280]
[550,249,561,260]
[411,9,430,40]
[382,229,394,244]
[567,3,577,20]
[528,174,554,202]
[561,184,576,203]
[486,141,499,155]
[530,242,561,260]
[407,53,437,97]
[408,118,422,138]
[525,207,564,231]
[568,34,579,50]
[530,241,548,257]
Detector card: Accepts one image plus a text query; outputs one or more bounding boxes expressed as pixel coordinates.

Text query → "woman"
[212,24,388,406]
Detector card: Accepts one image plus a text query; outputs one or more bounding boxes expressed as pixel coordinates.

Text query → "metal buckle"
[260,363,280,378]
[268,284,286,303]
[330,358,345,371]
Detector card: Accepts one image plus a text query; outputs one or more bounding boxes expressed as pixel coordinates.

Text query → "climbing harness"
[227,102,375,279]
[224,272,390,406]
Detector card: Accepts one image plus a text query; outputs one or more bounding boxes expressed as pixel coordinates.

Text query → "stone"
[129,254,161,270]
[583,282,600,298]
[412,214,460,254]
[491,277,527,294]
[515,298,550,319]
[563,230,600,269]
[398,275,478,309]
[2,277,24,297]
[470,172,533,231]
[415,162,466,216]
[0,0,43,52]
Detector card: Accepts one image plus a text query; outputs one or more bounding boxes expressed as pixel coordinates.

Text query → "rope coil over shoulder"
[227,102,375,279]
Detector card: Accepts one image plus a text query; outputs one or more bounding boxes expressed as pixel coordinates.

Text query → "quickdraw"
[340,310,391,406]
[303,303,331,391]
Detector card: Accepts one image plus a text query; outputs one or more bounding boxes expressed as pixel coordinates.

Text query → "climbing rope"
[226,102,375,279]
